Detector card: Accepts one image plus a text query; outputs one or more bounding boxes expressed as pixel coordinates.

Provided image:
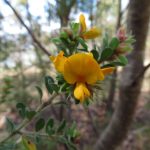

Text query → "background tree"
[94,0,150,149]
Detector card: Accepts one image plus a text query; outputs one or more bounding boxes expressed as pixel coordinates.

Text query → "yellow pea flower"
[50,51,67,73]
[79,14,101,39]
[50,52,114,102]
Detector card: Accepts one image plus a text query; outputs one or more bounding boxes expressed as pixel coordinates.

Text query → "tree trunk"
[94,0,150,149]
[60,15,69,27]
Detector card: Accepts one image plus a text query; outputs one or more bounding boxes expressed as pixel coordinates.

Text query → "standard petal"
[74,83,90,102]
[63,53,101,84]
[79,14,87,32]
[83,27,101,39]
[50,51,67,73]
[63,59,77,84]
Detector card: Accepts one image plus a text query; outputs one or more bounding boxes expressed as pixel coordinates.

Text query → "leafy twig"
[0,93,59,144]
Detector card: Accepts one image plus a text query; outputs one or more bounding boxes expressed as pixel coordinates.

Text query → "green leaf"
[6,117,15,133]
[60,32,68,39]
[66,122,78,138]
[60,82,70,92]
[57,119,66,132]
[52,84,59,93]
[58,136,68,144]
[101,61,127,67]
[51,38,61,44]
[100,47,114,61]
[91,50,99,61]
[35,86,43,100]
[21,137,37,150]
[45,118,55,135]
[118,55,128,65]
[16,103,26,118]
[78,38,88,50]
[45,76,54,94]
[35,118,45,132]
[26,110,36,120]
[78,48,88,52]
[109,37,119,50]
[70,23,80,35]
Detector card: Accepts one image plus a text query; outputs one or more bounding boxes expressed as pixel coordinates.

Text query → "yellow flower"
[50,52,114,102]
[50,51,67,73]
[79,14,101,39]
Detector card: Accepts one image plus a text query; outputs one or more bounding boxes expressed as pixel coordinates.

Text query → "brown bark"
[56,0,76,27]
[94,0,150,150]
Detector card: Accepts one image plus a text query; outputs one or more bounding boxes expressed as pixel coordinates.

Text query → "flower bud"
[117,27,127,42]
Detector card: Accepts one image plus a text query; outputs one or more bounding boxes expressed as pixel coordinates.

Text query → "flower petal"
[83,27,101,39]
[63,53,101,84]
[79,14,87,32]
[101,67,115,75]
[63,59,77,84]
[98,70,105,80]
[50,51,67,73]
[74,83,90,102]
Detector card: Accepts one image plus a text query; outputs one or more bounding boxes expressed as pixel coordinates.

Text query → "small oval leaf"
[45,118,55,135]
[109,37,119,50]
[45,76,54,94]
[16,103,26,118]
[100,47,114,61]
[35,86,43,100]
[35,118,45,132]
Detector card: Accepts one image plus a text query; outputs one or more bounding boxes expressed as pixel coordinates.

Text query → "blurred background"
[0,0,150,150]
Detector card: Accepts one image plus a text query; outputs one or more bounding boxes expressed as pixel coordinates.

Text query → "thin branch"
[131,63,150,86]
[0,93,59,143]
[4,0,51,56]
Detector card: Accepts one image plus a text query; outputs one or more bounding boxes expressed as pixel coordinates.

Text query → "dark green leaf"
[52,84,59,93]
[26,110,36,120]
[78,38,88,50]
[45,118,55,135]
[66,122,77,138]
[35,118,45,132]
[60,82,70,92]
[57,119,66,132]
[109,37,119,50]
[16,103,26,118]
[78,48,88,52]
[91,50,99,61]
[45,76,54,94]
[100,47,114,61]
[6,118,15,133]
[35,86,43,100]
[58,136,68,144]
[101,61,126,67]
